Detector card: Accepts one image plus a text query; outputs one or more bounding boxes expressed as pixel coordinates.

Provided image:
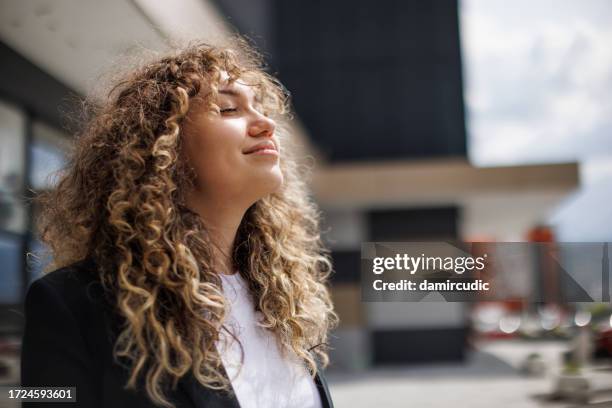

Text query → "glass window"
[0,100,25,193]
[0,100,26,233]
[26,238,51,284]
[0,231,22,304]
[30,121,70,191]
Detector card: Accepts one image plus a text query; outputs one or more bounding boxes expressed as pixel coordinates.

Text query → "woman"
[21,39,338,408]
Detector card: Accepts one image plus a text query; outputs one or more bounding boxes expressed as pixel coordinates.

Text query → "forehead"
[218,72,258,101]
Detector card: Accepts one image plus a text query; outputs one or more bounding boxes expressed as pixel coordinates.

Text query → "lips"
[243,141,277,154]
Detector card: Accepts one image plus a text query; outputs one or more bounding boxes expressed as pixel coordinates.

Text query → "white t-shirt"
[215,272,323,408]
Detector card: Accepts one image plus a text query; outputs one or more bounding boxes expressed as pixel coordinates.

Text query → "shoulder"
[26,257,111,321]
[21,258,110,395]
[23,257,121,362]
[34,257,99,290]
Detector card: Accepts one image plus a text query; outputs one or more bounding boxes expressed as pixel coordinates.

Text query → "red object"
[527,225,555,242]
[595,328,612,357]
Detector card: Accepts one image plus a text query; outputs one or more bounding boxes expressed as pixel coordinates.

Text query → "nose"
[248,112,275,138]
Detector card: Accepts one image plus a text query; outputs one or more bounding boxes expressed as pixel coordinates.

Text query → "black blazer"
[21,258,335,407]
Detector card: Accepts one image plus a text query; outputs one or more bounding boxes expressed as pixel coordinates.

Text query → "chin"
[258,168,284,195]
[244,163,284,199]
[267,171,285,193]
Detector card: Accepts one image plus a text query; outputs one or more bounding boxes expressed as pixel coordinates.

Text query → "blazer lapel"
[178,367,241,408]
[179,362,334,408]
[313,360,334,408]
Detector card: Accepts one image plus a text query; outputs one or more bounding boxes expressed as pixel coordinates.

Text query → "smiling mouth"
[246,148,279,156]
[243,141,278,155]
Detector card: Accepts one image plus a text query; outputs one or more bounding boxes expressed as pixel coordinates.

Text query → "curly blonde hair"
[34,39,338,407]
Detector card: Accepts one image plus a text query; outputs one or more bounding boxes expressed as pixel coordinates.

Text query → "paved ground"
[326,340,612,408]
[2,339,610,407]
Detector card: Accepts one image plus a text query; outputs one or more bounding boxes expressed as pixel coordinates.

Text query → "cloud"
[461,0,612,166]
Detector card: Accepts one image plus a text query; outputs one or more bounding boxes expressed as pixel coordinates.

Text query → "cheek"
[204,122,245,163]
[184,121,247,184]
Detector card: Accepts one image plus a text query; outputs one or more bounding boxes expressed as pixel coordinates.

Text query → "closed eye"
[220,107,238,114]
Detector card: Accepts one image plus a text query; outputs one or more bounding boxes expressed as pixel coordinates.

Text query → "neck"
[186,192,251,276]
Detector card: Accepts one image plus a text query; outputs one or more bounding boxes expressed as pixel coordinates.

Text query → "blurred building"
[0,0,579,384]
[213,0,580,369]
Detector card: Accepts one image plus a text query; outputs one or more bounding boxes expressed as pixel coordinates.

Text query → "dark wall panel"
[273,0,467,162]
[372,327,467,364]
[330,249,361,284]
[368,207,459,241]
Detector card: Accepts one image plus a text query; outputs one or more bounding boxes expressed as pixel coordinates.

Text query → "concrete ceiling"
[0,0,228,95]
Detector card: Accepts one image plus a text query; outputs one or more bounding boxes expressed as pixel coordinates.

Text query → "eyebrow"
[218,88,241,97]
[218,87,260,104]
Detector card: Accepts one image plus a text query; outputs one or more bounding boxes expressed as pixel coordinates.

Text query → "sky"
[460,0,612,241]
